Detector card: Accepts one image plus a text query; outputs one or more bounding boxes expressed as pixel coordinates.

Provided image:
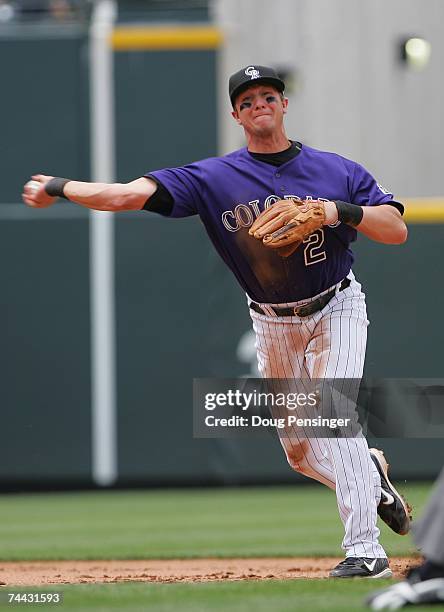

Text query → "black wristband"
[334,200,364,227]
[45,177,70,199]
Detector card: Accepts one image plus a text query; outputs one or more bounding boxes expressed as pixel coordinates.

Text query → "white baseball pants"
[249,274,385,559]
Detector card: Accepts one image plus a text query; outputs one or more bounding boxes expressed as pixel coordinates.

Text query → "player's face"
[231,85,288,136]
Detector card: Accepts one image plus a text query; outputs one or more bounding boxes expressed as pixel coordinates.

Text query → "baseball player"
[23,64,410,578]
[367,466,444,607]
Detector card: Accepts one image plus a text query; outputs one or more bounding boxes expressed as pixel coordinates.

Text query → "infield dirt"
[0,557,418,586]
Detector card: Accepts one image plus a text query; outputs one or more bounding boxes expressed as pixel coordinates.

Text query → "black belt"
[250,277,351,318]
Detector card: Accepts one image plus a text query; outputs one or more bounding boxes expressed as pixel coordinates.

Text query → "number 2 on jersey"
[304,229,327,266]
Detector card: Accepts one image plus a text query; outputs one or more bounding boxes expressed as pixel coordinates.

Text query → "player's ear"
[231,109,242,125]
[282,97,289,114]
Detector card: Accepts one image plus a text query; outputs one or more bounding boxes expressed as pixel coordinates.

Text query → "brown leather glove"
[249,199,326,257]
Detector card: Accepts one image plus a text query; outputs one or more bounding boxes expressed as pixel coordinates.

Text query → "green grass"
[0,484,440,612]
[2,580,444,612]
[0,483,432,561]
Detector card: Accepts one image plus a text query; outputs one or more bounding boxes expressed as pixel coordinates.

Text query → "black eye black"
[266,96,277,103]
[240,101,252,110]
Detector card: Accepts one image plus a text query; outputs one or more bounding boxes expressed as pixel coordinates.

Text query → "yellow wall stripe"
[403,198,444,223]
[112,26,223,51]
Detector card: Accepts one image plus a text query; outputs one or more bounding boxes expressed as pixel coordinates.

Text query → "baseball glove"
[249,199,326,257]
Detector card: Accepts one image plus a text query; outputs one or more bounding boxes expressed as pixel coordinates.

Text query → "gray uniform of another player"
[413,467,444,564]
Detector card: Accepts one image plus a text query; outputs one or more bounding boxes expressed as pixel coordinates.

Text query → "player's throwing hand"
[22,174,57,208]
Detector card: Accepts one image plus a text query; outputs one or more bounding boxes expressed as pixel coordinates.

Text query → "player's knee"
[286,442,308,472]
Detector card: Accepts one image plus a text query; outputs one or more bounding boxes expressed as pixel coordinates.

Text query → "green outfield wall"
[2,214,444,487]
[0,24,90,204]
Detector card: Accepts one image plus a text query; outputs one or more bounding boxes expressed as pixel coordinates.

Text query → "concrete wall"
[215,0,443,196]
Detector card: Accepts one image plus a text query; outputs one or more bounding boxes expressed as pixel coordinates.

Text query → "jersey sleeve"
[143,177,174,216]
[349,162,397,207]
[143,164,204,218]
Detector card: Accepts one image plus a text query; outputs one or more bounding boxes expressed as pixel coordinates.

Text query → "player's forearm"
[357,205,408,244]
[324,201,407,245]
[63,181,142,211]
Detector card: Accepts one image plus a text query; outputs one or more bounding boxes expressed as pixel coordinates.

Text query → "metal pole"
[89,0,117,486]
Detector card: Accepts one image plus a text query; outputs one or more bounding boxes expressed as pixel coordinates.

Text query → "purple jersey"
[146,144,395,303]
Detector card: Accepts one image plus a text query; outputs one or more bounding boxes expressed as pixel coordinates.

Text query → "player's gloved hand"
[249,199,327,257]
